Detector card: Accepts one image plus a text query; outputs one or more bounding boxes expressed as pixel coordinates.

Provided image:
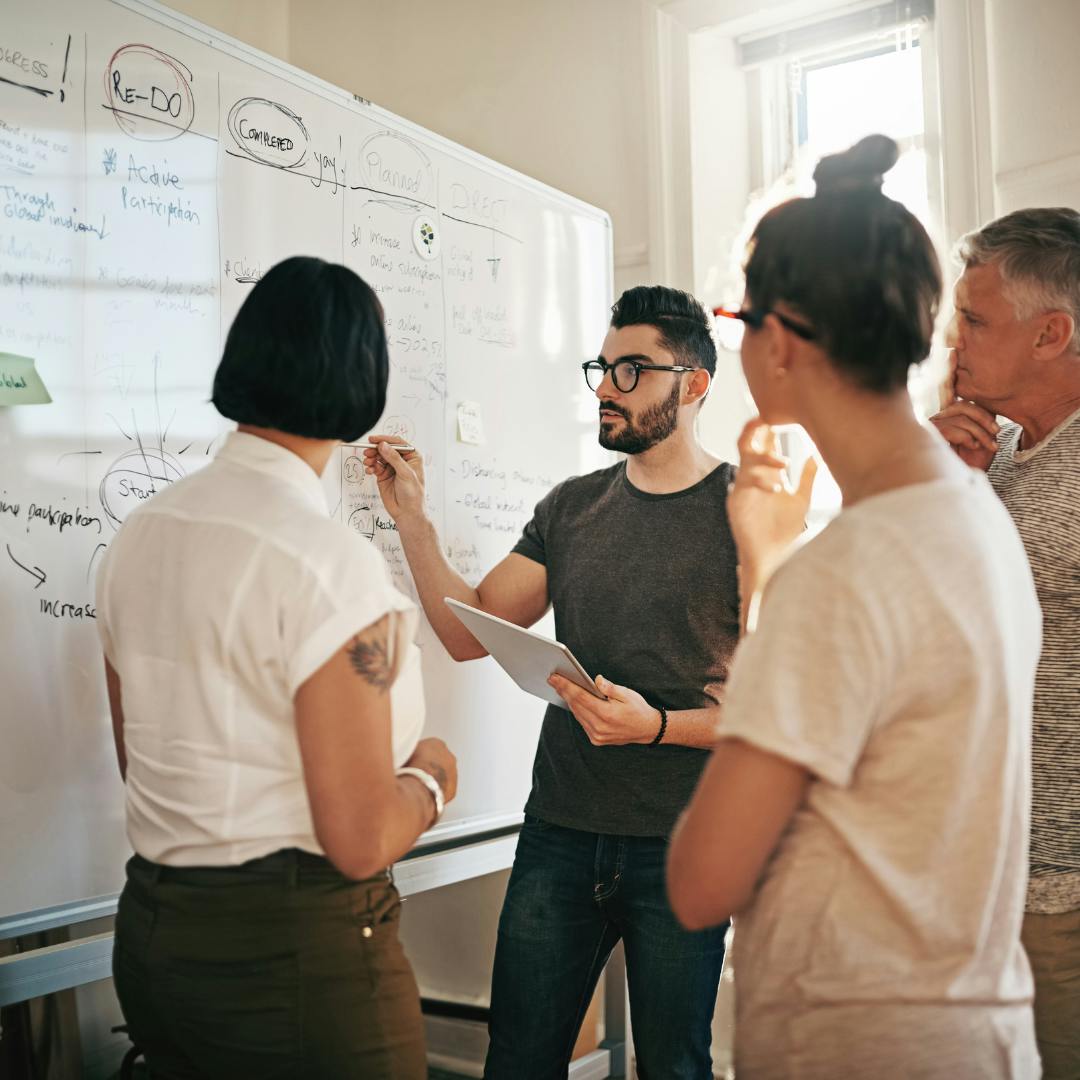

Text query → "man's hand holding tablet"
[445,599,668,747]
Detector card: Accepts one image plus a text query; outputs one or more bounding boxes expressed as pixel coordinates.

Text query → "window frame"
[748,13,941,211]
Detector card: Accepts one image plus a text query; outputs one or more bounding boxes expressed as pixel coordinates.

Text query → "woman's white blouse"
[96,432,424,866]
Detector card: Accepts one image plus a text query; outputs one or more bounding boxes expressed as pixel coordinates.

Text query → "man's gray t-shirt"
[511,460,740,836]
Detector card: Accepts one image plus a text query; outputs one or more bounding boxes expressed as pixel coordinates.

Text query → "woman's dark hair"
[212,256,389,441]
[611,285,717,376]
[744,134,942,393]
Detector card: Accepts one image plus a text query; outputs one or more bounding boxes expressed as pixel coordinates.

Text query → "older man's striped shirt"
[989,406,1080,914]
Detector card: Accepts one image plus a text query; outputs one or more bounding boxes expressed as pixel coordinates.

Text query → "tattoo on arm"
[347,628,392,691]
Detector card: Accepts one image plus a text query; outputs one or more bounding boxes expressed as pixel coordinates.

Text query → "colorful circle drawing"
[412,215,440,260]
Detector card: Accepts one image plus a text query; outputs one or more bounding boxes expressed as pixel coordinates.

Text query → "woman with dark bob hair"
[95,256,456,1078]
[668,137,1042,1076]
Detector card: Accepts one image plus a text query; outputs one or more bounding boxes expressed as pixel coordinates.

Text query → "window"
[795,29,928,223]
[733,2,940,524]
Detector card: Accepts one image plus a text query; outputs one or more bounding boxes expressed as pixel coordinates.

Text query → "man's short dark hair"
[212,256,389,441]
[610,285,717,376]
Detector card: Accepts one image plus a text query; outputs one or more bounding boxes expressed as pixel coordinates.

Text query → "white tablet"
[445,598,607,708]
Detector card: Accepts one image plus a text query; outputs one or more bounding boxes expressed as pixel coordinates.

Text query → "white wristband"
[397,766,445,823]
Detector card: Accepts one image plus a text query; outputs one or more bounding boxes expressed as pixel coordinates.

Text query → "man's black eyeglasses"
[582,358,698,393]
[713,306,816,341]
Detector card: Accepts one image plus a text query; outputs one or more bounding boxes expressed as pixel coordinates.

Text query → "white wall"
[985,0,1080,212]
[167,0,654,285]
[166,0,290,61]
[167,0,658,287]
[286,0,652,296]
[687,21,755,460]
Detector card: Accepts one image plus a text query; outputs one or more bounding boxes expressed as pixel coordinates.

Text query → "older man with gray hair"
[931,206,1080,1079]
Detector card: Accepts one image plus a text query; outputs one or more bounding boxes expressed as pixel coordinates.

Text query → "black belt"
[128,848,389,886]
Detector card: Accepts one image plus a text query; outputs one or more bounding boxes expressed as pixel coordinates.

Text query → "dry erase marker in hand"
[364,440,416,454]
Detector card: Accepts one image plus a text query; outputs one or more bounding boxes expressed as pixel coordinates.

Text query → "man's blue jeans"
[484,814,728,1079]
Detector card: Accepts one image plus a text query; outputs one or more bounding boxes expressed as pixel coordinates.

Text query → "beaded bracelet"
[650,704,668,746]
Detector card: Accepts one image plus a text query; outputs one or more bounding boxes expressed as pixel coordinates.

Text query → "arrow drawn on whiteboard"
[106,413,133,441]
[6,544,46,589]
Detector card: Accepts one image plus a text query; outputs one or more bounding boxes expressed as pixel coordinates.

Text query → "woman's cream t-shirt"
[717,471,1042,1078]
[96,432,424,866]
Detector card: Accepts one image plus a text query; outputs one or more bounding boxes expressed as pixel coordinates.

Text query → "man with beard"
[363,286,739,1079]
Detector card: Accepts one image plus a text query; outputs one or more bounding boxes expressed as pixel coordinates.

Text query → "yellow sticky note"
[457,401,485,445]
[0,353,51,405]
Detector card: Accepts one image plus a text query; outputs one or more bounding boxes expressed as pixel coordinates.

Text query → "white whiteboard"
[0,0,613,918]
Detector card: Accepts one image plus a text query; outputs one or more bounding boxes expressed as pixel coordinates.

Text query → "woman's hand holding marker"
[362,436,427,523]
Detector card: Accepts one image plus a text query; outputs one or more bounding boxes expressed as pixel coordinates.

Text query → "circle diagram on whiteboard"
[412,214,440,260]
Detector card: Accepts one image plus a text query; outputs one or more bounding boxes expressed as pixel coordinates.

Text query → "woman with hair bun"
[667,137,1042,1076]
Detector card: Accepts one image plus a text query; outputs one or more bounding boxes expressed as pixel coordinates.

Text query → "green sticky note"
[0,353,51,405]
